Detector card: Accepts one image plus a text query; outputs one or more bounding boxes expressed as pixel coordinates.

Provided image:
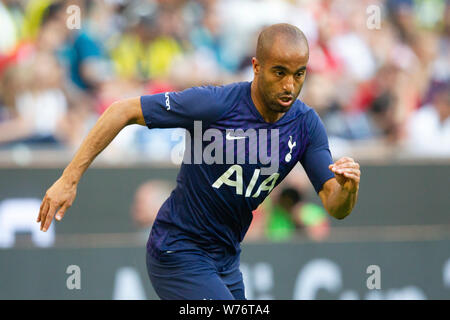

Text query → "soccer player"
[37,23,360,300]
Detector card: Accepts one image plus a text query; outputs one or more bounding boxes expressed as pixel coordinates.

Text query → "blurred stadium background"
[0,0,449,299]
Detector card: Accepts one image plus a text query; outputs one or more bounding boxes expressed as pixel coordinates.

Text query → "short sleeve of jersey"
[299,109,335,193]
[140,84,240,130]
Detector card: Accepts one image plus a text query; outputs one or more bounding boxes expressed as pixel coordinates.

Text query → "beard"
[258,80,300,113]
[261,88,296,113]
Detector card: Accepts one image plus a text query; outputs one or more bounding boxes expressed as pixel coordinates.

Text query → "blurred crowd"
[0,0,449,161]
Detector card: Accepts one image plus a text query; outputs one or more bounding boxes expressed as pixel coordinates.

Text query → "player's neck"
[250,81,284,123]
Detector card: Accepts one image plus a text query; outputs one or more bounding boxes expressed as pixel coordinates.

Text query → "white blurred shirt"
[406,104,450,157]
[15,89,68,137]
[0,2,18,54]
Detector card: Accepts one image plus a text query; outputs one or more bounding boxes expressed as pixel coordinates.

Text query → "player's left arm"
[300,109,360,220]
[318,157,360,220]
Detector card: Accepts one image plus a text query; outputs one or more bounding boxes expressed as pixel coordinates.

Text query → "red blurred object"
[95,79,177,116]
[308,43,342,75]
[145,80,176,94]
[350,80,377,112]
[0,41,35,76]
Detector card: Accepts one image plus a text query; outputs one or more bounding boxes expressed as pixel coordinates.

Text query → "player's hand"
[37,176,77,232]
[329,157,360,194]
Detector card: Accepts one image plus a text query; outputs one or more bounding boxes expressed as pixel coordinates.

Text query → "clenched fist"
[329,157,360,194]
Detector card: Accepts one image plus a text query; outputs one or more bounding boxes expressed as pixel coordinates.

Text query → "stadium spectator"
[0,2,93,147]
[404,81,450,156]
[263,186,330,242]
[131,180,174,229]
[0,0,449,161]
[247,165,330,242]
[0,51,72,146]
[0,0,24,55]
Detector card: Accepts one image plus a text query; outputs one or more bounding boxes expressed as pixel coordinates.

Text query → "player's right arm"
[38,84,239,232]
[37,97,145,232]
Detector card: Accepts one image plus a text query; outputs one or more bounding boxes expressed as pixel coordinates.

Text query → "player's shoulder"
[290,100,326,135]
[289,99,317,120]
[199,81,249,99]
[187,81,249,107]
[166,81,249,124]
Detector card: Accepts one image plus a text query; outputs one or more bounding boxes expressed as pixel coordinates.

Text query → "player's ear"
[252,57,261,75]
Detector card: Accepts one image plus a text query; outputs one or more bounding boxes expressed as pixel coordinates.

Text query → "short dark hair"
[256,23,308,64]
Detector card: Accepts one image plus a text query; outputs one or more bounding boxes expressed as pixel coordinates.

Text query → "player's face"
[254,40,309,114]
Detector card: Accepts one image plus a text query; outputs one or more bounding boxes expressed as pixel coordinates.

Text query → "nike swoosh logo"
[226,132,247,140]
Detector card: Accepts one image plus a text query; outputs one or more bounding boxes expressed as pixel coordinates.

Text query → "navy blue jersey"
[141,81,334,260]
